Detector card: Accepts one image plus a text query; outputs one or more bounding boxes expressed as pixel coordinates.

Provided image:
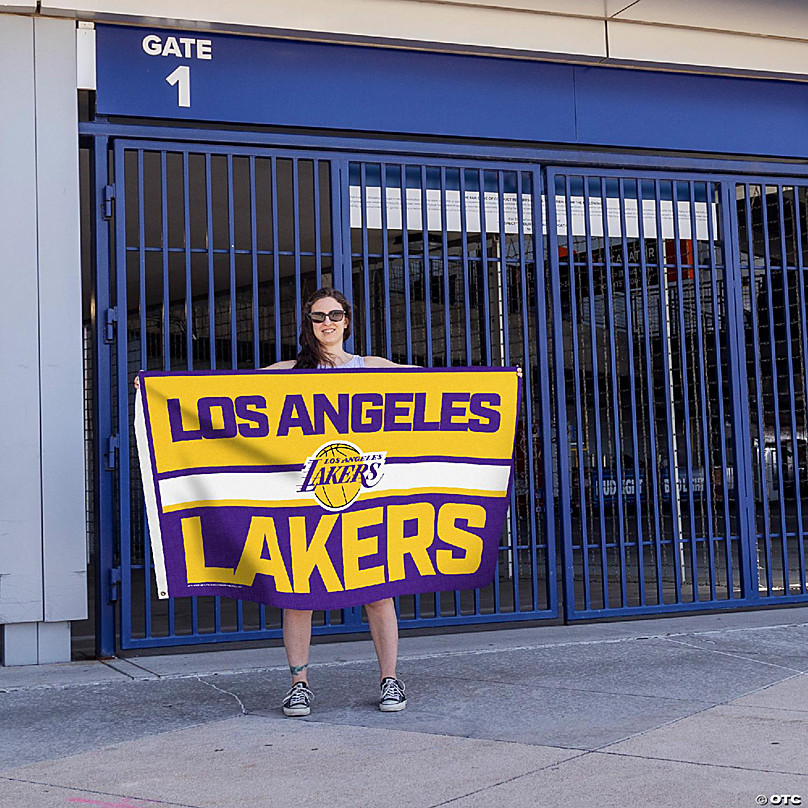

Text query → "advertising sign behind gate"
[134,368,520,610]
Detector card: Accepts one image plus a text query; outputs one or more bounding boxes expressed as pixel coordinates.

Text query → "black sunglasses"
[308,309,346,323]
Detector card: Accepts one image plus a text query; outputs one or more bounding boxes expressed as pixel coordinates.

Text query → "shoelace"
[284,683,313,706]
[380,679,404,701]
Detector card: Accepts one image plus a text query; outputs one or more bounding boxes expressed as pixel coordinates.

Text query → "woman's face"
[309,296,348,350]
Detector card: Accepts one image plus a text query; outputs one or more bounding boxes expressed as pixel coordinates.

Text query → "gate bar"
[653,178,685,602]
[687,181,717,601]
[160,150,177,636]
[138,149,152,638]
[790,187,808,594]
[704,182,734,597]
[775,185,802,593]
[516,170,542,612]
[359,163,372,355]
[379,163,393,361]
[635,179,666,606]
[180,151,200,634]
[458,169,473,365]
[440,167,451,369]
[92,135,117,657]
[599,177,629,608]
[561,174,592,614]
[478,168,493,366]
[114,147,135,644]
[740,184,772,593]
[724,182,759,601]
[420,165,434,365]
[270,157,282,363]
[581,177,610,608]
[227,155,237,370]
[616,178,646,606]
[496,170,517,611]
[249,157,260,366]
[400,166,413,366]
[292,158,302,341]
[759,183,790,590]
[436,165,449,616]
[670,179,700,598]
[531,168,560,615]
[313,159,323,289]
[160,152,171,373]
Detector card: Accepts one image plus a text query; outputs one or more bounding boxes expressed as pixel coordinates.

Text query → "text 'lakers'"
[180,502,486,592]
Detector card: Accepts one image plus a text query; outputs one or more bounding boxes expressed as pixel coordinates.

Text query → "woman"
[267,287,411,718]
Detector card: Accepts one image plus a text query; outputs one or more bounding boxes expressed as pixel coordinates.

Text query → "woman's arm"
[364,355,521,376]
[136,359,296,387]
[263,360,297,369]
[363,356,417,368]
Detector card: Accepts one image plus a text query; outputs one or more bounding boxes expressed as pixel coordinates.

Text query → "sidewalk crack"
[195,676,247,716]
[424,751,592,808]
[0,776,201,808]
[595,749,808,778]
[661,637,806,674]
[433,672,715,706]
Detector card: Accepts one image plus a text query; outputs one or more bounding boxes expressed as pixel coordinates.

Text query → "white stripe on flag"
[158,462,511,509]
[135,390,169,598]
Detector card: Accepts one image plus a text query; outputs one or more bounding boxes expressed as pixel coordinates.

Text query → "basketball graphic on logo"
[312,442,363,510]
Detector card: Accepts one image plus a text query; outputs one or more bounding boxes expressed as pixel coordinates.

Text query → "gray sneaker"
[282,682,314,716]
[379,677,407,712]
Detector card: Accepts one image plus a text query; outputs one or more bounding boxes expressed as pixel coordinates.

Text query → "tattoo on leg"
[289,663,309,676]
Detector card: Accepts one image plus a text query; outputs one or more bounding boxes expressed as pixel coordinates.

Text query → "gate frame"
[544,165,761,620]
[81,117,808,656]
[727,173,808,607]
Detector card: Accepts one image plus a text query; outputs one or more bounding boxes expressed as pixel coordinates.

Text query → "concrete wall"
[0,15,86,665]
[26,0,808,79]
[0,15,43,632]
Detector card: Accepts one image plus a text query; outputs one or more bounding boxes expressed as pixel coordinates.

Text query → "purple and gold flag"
[134,368,520,609]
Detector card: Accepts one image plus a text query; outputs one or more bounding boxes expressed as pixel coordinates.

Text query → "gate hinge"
[103,184,115,220]
[104,307,118,343]
[108,567,122,603]
[105,433,119,470]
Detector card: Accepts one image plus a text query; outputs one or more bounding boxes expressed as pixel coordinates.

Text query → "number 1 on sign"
[166,65,190,108]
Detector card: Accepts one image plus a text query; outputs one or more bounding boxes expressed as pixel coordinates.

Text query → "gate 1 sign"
[97,26,218,117]
[93,25,808,159]
[134,367,520,610]
[93,24,577,140]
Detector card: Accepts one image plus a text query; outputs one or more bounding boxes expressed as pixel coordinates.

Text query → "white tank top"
[320,354,365,369]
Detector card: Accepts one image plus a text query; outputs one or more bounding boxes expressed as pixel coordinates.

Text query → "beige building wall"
[0,0,805,78]
[0,15,84,666]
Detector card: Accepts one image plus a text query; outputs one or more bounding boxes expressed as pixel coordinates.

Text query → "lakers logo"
[297,441,386,511]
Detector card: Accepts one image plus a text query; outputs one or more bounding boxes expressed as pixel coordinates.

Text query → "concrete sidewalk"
[2,607,808,808]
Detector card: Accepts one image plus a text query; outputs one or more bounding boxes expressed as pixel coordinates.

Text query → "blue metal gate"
[107,140,556,649]
[96,137,808,651]
[546,169,754,618]
[735,178,808,603]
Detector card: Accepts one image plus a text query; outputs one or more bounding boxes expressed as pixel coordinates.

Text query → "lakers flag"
[134,368,520,609]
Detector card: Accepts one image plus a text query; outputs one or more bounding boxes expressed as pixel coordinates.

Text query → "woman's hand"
[133,374,140,390]
[516,366,523,378]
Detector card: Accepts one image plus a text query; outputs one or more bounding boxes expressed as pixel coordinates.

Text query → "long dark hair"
[294,287,353,369]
